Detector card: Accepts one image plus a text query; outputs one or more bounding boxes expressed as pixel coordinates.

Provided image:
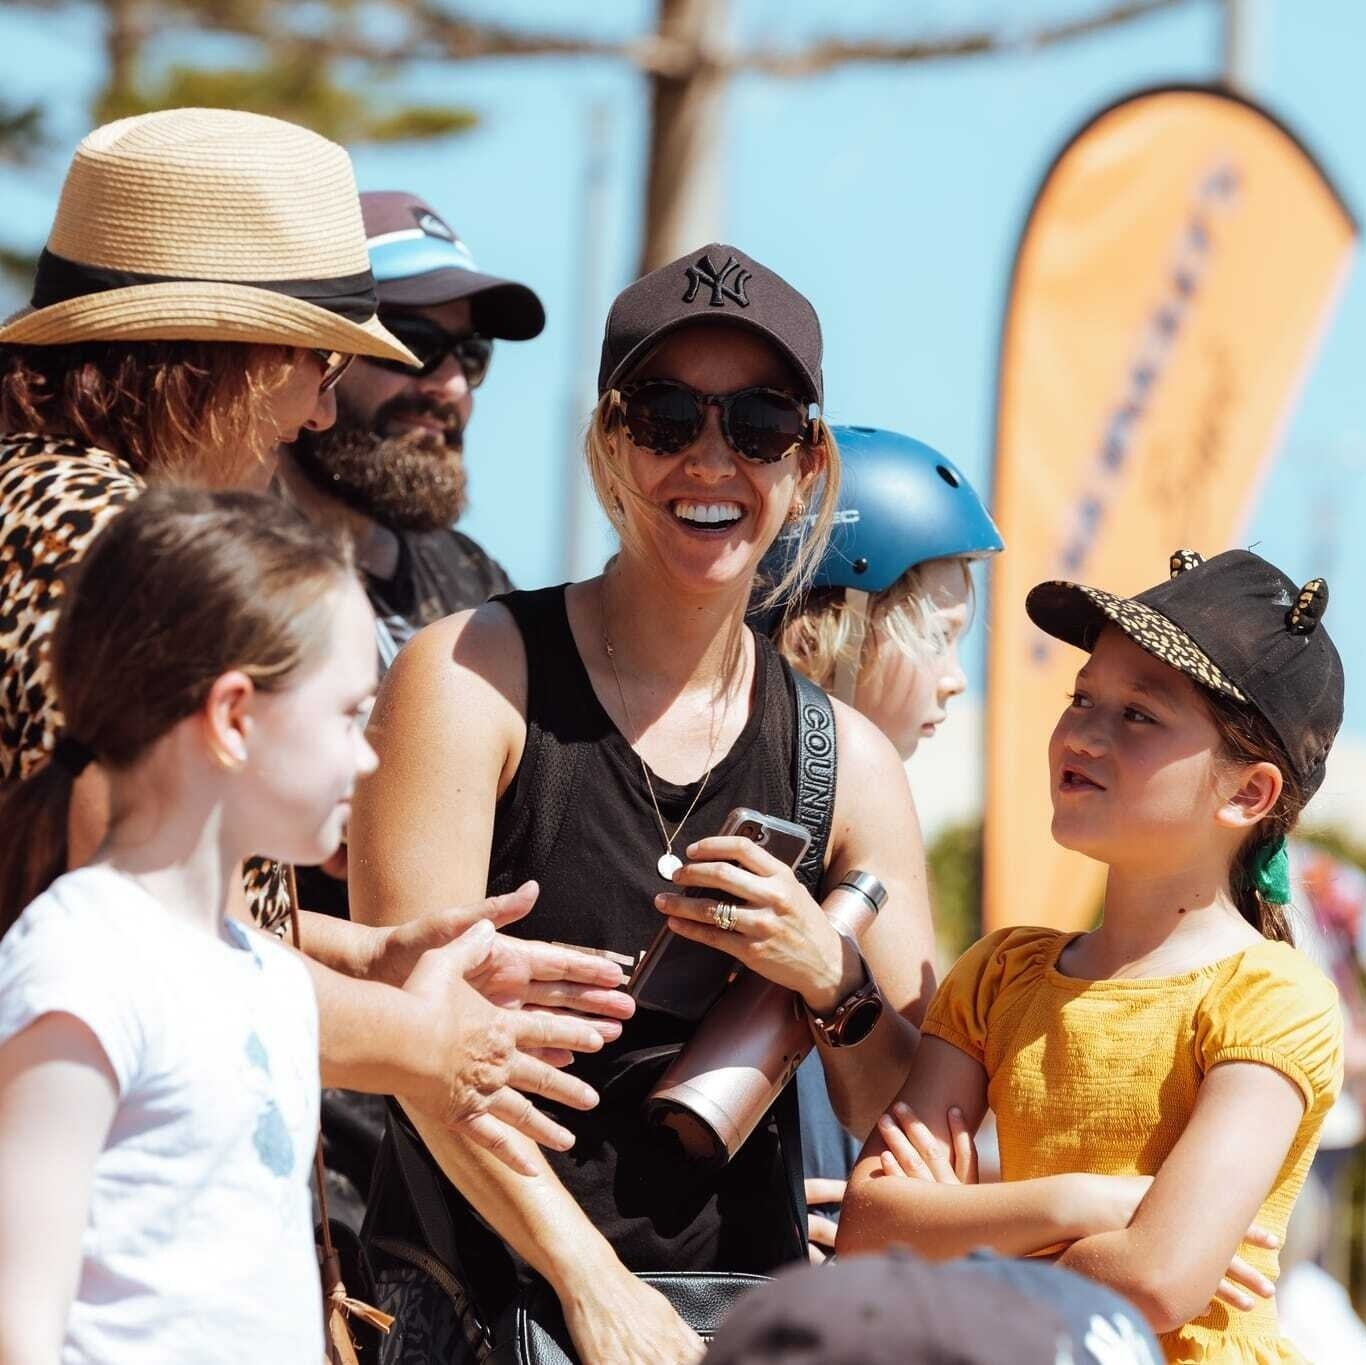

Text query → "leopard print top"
[0,431,292,933]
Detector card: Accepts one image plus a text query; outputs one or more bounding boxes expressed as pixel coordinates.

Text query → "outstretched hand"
[400,920,606,1176]
[374,881,636,1065]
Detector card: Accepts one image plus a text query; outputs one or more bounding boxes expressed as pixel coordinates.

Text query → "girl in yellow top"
[838,548,1346,1364]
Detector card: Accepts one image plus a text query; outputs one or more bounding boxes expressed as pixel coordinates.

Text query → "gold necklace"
[601,582,737,881]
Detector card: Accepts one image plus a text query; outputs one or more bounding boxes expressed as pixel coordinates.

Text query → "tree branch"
[742,0,1196,77]
[84,0,1197,77]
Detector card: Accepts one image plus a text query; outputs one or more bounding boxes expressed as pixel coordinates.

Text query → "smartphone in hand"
[628,808,811,1020]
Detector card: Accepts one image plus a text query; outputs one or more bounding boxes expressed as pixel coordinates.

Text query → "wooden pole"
[639,0,729,273]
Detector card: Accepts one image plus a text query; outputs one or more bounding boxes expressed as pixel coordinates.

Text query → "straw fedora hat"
[0,107,417,366]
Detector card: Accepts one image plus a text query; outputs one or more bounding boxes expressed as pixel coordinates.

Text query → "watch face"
[838,993,883,1047]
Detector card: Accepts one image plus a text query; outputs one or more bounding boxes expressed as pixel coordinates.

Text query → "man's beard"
[293,391,468,532]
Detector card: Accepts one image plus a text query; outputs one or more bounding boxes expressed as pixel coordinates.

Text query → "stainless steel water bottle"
[644,871,887,1164]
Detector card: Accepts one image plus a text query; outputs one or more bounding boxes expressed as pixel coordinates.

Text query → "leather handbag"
[487,1271,768,1365]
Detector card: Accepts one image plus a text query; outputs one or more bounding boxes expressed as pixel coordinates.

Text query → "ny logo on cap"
[684,253,751,308]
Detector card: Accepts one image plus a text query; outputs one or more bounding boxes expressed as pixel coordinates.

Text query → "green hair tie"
[1249,836,1291,906]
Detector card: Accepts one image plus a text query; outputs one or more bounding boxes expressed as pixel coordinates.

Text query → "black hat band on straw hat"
[31,249,381,325]
[52,735,95,779]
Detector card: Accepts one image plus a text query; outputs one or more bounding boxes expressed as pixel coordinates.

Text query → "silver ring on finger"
[711,901,739,932]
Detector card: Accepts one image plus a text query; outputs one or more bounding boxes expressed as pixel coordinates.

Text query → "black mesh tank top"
[486,585,810,1274]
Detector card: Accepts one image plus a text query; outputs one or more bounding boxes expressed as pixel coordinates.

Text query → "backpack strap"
[788,666,837,896]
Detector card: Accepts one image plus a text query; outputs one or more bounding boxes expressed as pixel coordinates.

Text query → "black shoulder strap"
[380,1103,510,1342]
[788,667,837,895]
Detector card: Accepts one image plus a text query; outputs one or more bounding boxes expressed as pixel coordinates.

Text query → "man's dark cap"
[702,1252,1071,1365]
[1027,548,1345,797]
[360,191,545,340]
[598,243,823,405]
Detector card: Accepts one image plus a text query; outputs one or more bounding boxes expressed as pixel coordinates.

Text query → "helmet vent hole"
[936,464,960,488]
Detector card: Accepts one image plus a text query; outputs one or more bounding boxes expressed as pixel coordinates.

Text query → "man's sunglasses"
[609,380,815,465]
[311,349,355,393]
[369,314,494,386]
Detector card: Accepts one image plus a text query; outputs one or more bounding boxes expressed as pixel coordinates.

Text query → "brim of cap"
[376,268,546,341]
[0,281,420,367]
[1026,580,1247,702]
[602,314,822,406]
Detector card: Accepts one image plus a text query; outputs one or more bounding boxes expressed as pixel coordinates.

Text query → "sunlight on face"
[613,323,814,598]
[238,578,379,865]
[1047,627,1232,870]
[854,559,972,759]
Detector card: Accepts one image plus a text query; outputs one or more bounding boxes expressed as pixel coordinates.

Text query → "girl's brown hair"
[1204,689,1308,944]
[0,340,299,485]
[0,488,353,932]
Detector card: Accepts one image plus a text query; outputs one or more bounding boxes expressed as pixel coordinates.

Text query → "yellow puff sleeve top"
[922,927,1343,1364]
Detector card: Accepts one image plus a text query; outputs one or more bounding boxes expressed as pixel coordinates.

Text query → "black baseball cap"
[360,191,545,340]
[598,243,823,406]
[702,1252,1073,1364]
[1027,548,1344,797]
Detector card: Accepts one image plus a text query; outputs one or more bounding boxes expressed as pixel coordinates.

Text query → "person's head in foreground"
[703,1250,1163,1364]
[0,488,377,929]
[287,190,545,530]
[0,107,417,485]
[591,242,837,602]
[1028,547,1344,941]
[767,424,1002,757]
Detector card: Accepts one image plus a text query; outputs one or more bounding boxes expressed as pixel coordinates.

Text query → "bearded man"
[280,191,544,665]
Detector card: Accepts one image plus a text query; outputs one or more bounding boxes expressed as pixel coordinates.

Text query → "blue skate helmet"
[761,425,1002,698]
[798,425,1001,592]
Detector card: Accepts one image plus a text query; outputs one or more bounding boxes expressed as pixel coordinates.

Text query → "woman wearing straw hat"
[0,108,631,1177]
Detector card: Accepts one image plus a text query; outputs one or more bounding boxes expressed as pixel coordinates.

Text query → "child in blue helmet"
[767,424,1002,1235]
[772,425,1002,759]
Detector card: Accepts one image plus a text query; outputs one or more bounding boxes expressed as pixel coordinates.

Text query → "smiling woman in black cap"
[350,244,937,1364]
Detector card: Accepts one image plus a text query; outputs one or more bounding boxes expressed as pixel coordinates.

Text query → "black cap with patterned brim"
[1026,580,1248,702]
[1026,548,1344,794]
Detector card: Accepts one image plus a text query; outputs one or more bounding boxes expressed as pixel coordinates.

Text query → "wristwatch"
[806,944,884,1047]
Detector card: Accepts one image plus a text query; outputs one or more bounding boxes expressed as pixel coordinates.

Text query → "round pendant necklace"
[601,582,737,881]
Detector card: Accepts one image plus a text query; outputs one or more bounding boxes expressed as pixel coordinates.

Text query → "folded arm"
[837,1035,1126,1259]
[1057,1061,1302,1333]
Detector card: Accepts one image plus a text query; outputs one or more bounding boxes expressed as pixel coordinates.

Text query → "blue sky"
[4,0,1364,730]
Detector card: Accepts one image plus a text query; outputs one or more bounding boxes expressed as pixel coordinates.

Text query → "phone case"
[628,807,812,1020]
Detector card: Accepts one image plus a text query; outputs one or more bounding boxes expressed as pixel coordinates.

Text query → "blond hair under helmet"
[0,107,418,367]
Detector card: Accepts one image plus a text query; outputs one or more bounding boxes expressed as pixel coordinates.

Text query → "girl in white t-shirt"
[0,488,387,1363]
